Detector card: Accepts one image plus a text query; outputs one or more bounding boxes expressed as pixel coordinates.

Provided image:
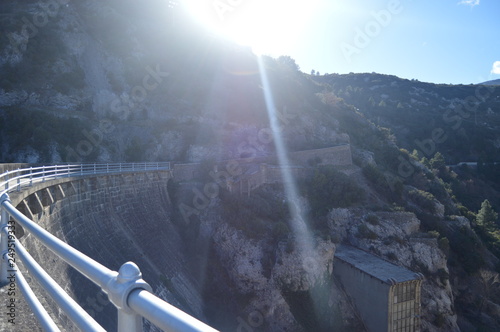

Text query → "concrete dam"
[0,165,211,331]
[0,160,425,332]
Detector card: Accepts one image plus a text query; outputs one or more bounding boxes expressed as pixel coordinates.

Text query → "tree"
[421,157,431,168]
[477,199,498,230]
[277,56,300,71]
[410,149,421,161]
[430,152,446,170]
[368,96,376,106]
[311,69,316,75]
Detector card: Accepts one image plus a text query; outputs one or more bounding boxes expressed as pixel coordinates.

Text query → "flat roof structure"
[335,245,423,284]
[334,245,424,332]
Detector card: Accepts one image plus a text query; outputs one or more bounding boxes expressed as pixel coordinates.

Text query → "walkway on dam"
[0,163,218,332]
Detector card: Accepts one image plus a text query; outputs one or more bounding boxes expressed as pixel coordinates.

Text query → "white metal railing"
[0,162,171,196]
[0,163,218,332]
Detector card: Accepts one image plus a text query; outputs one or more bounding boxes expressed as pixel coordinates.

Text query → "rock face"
[202,216,342,331]
[328,208,459,332]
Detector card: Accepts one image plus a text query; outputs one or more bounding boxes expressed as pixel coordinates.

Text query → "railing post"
[17,169,20,192]
[4,173,8,191]
[118,310,143,332]
[120,163,122,172]
[30,167,33,186]
[0,194,12,284]
[80,164,83,175]
[42,166,45,182]
[106,262,151,332]
[94,163,96,174]
[107,164,109,174]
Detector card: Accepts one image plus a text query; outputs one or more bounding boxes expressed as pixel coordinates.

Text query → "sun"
[183,0,321,55]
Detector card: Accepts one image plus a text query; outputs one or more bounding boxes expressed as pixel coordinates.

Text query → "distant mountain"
[481,79,500,85]
[315,72,500,165]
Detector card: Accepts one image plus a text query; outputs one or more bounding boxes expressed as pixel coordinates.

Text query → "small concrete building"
[334,245,423,332]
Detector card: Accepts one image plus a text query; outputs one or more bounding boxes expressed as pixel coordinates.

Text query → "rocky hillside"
[2,1,500,331]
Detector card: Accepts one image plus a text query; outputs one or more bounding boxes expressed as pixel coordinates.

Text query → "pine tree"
[430,152,446,170]
[368,96,375,106]
[411,149,421,161]
[477,199,498,230]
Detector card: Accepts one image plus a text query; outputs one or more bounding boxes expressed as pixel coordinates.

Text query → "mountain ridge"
[1,1,500,331]
[482,78,500,86]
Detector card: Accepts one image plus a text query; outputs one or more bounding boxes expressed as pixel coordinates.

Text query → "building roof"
[334,245,423,284]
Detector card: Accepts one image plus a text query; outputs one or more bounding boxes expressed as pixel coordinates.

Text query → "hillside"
[2,1,500,331]
[482,79,500,86]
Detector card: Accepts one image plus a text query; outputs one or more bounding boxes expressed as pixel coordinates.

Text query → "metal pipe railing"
[128,289,219,332]
[0,163,171,197]
[10,259,61,332]
[11,234,105,332]
[2,198,116,289]
[0,162,216,332]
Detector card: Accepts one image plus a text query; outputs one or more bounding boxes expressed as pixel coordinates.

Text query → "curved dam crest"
[3,170,206,331]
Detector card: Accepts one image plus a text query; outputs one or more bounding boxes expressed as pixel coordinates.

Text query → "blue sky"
[184,0,500,85]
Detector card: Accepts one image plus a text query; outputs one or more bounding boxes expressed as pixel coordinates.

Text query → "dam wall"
[9,170,206,331]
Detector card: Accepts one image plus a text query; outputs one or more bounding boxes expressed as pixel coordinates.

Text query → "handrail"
[4,228,105,332]
[0,162,171,196]
[0,163,218,332]
[8,254,61,332]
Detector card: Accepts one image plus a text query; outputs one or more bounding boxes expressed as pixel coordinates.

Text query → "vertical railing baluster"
[94,163,96,174]
[30,167,33,187]
[107,164,109,174]
[4,173,8,191]
[118,310,142,332]
[17,169,20,192]
[0,196,11,284]
[42,166,45,183]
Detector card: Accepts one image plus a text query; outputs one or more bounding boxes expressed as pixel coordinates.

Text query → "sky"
[182,0,500,85]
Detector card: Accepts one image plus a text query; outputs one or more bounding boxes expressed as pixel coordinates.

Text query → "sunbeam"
[256,56,314,257]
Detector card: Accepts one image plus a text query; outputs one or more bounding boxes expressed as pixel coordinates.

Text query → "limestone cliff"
[329,208,458,331]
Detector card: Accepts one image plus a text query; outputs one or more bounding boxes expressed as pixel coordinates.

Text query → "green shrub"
[386,252,398,261]
[409,189,437,213]
[438,237,450,256]
[362,164,403,200]
[437,268,449,284]
[434,313,446,328]
[427,230,440,238]
[301,166,364,216]
[358,224,378,240]
[365,214,379,225]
